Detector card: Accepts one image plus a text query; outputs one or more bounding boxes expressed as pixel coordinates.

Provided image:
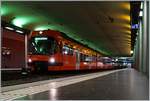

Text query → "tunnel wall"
[1,28,25,70]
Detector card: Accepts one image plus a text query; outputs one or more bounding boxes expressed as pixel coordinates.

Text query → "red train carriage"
[27,29,113,72]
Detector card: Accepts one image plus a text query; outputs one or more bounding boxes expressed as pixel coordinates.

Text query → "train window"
[53,40,59,53]
[58,42,62,53]
[80,53,87,62]
[85,56,92,62]
[80,53,83,61]
[97,56,103,62]
[62,45,69,55]
[62,45,74,56]
[92,56,96,61]
[28,36,58,55]
[69,48,74,56]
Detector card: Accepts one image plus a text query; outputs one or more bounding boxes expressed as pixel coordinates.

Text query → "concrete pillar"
[133,32,139,70]
[139,19,143,72]
[146,1,150,77]
[22,33,29,75]
[142,1,149,76]
[139,1,149,77]
[0,23,1,91]
[142,1,147,74]
[134,1,149,77]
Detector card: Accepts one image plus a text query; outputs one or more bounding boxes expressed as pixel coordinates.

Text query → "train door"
[88,56,92,69]
[62,45,69,69]
[75,50,80,70]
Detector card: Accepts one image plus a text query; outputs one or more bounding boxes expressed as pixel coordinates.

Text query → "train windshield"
[28,36,58,55]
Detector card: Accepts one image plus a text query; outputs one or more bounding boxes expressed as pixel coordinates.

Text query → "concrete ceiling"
[1,1,131,56]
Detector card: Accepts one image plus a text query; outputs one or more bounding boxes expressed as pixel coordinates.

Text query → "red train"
[27,30,114,72]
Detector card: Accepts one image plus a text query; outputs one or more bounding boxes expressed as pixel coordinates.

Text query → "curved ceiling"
[1,1,131,56]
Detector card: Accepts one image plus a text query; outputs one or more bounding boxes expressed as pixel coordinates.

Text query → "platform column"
[22,33,28,75]
[138,1,149,77]
[144,1,149,77]
[25,34,28,69]
[133,1,149,77]
[0,23,1,91]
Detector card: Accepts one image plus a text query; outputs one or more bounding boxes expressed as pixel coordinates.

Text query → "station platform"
[0,68,149,100]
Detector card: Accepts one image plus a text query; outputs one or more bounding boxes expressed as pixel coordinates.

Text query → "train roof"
[31,29,103,56]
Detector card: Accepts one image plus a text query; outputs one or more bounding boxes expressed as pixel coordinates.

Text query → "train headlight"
[28,58,32,63]
[64,51,68,54]
[49,57,55,63]
[83,62,87,65]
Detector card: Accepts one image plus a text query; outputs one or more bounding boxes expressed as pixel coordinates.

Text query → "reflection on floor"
[1,68,149,100]
[19,68,149,100]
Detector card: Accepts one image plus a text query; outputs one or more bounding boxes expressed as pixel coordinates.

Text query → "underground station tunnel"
[0,1,149,100]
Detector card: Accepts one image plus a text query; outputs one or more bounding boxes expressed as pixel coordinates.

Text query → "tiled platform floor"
[18,68,149,100]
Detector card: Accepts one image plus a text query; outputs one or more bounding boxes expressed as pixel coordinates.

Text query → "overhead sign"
[131,24,139,29]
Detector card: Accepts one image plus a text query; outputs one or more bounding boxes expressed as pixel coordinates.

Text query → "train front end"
[27,30,62,72]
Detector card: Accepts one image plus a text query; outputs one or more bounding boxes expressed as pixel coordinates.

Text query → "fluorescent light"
[135,38,137,41]
[139,11,143,17]
[16,30,24,34]
[140,2,143,9]
[130,50,133,54]
[5,27,14,31]
[35,47,37,51]
[32,42,35,46]
[83,62,87,65]
[39,31,43,34]
[35,37,48,40]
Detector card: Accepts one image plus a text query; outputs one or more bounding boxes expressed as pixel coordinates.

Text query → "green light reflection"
[34,25,57,31]
[1,6,9,16]
[12,16,37,28]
